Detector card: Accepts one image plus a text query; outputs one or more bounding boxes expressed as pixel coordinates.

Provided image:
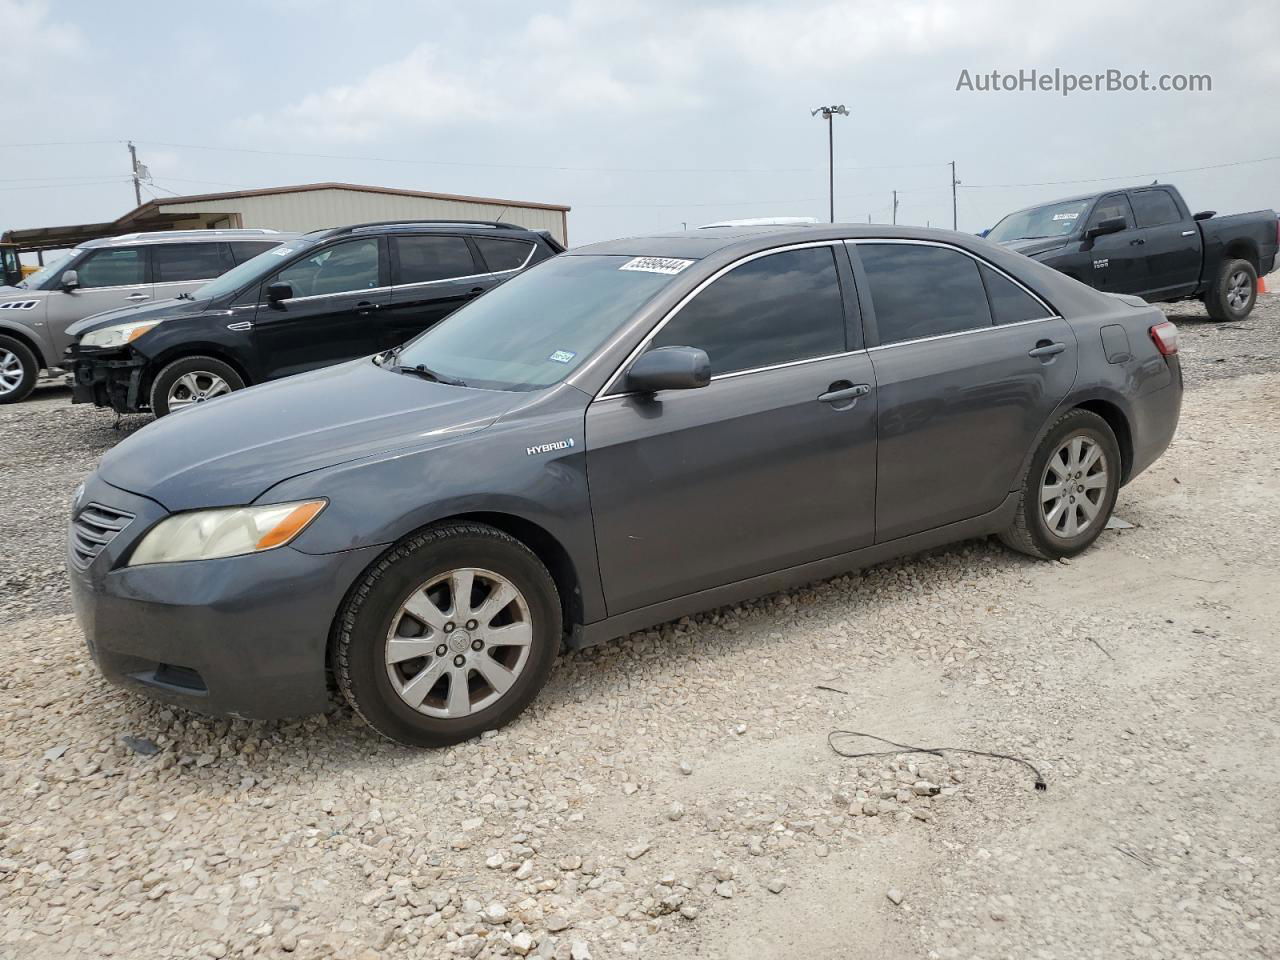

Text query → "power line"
[0,177,132,192]
[0,139,124,148]
[960,154,1280,189]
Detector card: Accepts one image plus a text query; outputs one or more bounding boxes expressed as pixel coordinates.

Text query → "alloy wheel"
[0,349,22,395]
[384,567,534,718]
[1226,269,1252,311]
[167,371,232,410]
[1040,435,1108,539]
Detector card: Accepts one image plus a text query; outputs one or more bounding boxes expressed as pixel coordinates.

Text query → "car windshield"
[191,238,314,300]
[986,200,1091,243]
[394,255,684,391]
[17,249,78,289]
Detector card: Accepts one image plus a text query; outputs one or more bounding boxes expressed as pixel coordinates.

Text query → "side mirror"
[266,281,293,307]
[1084,216,1126,240]
[60,269,80,291]
[1193,210,1215,221]
[625,346,711,394]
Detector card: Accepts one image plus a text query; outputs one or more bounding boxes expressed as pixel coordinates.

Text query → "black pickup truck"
[987,184,1278,321]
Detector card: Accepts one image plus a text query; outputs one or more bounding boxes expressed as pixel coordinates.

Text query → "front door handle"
[1129,237,1145,246]
[125,293,149,301]
[356,300,380,315]
[1028,340,1066,359]
[818,382,871,405]
[470,287,485,295]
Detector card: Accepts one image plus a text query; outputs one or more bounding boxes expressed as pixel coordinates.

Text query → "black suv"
[68,220,563,416]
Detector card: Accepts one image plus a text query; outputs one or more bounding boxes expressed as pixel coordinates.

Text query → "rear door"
[850,240,1077,542]
[384,234,493,350]
[1129,187,1201,299]
[586,243,878,615]
[150,242,233,302]
[45,246,152,356]
[1080,194,1149,295]
[252,236,390,379]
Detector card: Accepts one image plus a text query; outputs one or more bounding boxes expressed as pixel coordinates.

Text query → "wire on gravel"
[828,730,1048,792]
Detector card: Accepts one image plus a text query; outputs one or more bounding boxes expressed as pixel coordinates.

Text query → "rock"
[511,931,535,955]
[625,842,651,860]
[679,761,694,776]
[570,941,592,960]
[558,855,582,871]
[515,859,535,880]
[485,853,505,869]
[680,905,699,920]
[484,902,509,923]
[766,877,786,894]
[733,724,747,735]
[622,782,639,795]
[41,745,69,762]
[715,881,735,899]
[886,888,904,906]
[545,914,572,933]
[911,781,940,797]
[120,736,160,756]
[666,801,685,822]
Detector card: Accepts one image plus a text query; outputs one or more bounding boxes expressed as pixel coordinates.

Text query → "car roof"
[80,229,297,249]
[566,223,1001,260]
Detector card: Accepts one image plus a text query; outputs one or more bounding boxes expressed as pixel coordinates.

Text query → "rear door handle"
[356,300,380,315]
[1180,229,1196,237]
[818,383,871,404]
[470,287,486,295]
[1129,238,1145,246]
[1028,341,1066,358]
[125,293,149,301]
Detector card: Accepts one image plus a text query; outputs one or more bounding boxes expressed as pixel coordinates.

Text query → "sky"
[3,0,1279,248]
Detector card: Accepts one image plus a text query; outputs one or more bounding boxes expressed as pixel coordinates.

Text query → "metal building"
[3,182,571,256]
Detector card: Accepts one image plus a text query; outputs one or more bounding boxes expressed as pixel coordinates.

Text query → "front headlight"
[128,500,327,566]
[80,320,162,349]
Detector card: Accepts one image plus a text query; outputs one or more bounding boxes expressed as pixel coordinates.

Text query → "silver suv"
[0,229,295,403]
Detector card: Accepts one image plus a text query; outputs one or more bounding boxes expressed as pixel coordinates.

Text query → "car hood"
[65,295,214,337]
[998,237,1071,258]
[0,285,49,303]
[98,358,526,511]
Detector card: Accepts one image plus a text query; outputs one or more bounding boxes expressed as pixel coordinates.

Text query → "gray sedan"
[67,224,1182,746]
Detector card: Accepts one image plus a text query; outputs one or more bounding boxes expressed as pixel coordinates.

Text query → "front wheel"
[0,334,39,404]
[332,522,562,748]
[999,409,1121,560]
[149,355,245,417]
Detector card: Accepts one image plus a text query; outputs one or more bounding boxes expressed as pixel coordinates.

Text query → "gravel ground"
[2,287,1279,959]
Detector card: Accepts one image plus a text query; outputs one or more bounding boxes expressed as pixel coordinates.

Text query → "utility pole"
[128,141,142,206]
[950,160,959,230]
[892,190,899,225]
[810,105,849,223]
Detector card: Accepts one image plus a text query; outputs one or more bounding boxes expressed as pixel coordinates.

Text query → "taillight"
[1150,320,1178,356]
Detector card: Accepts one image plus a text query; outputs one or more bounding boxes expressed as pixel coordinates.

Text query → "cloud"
[0,0,83,79]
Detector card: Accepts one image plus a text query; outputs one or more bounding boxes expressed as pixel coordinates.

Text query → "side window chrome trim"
[844,237,1060,320]
[278,284,393,305]
[594,240,845,401]
[63,282,152,292]
[391,271,498,291]
[865,314,1059,352]
[475,240,537,274]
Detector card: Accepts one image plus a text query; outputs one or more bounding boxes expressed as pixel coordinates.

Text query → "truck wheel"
[149,355,245,417]
[332,522,562,748]
[1205,258,1257,321]
[0,334,39,404]
[999,409,1121,560]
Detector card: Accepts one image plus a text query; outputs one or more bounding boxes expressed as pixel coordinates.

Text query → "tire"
[0,334,39,404]
[332,522,562,748]
[999,409,1121,560]
[1204,258,1257,321]
[148,355,245,417]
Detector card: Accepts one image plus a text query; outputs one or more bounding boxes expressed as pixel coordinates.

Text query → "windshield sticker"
[270,246,296,256]
[1052,212,1080,221]
[619,256,695,275]
[548,350,576,364]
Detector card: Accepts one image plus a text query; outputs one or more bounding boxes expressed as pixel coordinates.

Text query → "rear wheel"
[1000,409,1121,560]
[1204,258,1257,321]
[0,334,39,404]
[332,522,562,747]
[149,355,244,417]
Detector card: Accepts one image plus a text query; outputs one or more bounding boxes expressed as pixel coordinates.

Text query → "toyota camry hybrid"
[67,223,1182,747]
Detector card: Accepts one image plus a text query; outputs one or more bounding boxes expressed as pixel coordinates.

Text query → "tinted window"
[1088,195,1134,230]
[76,248,146,289]
[230,241,283,264]
[476,238,534,273]
[648,247,845,376]
[858,244,991,344]
[1130,190,1181,227]
[277,238,380,297]
[986,200,1089,242]
[152,243,228,283]
[394,236,476,284]
[980,264,1052,325]
[395,255,677,391]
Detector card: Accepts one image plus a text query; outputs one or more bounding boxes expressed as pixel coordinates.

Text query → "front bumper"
[67,345,148,413]
[67,475,383,720]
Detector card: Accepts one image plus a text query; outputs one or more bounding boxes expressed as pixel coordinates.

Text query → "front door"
[384,234,495,350]
[586,244,878,615]
[253,237,389,379]
[46,246,152,356]
[1129,188,1202,300]
[850,241,1078,542]
[1080,194,1149,295]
